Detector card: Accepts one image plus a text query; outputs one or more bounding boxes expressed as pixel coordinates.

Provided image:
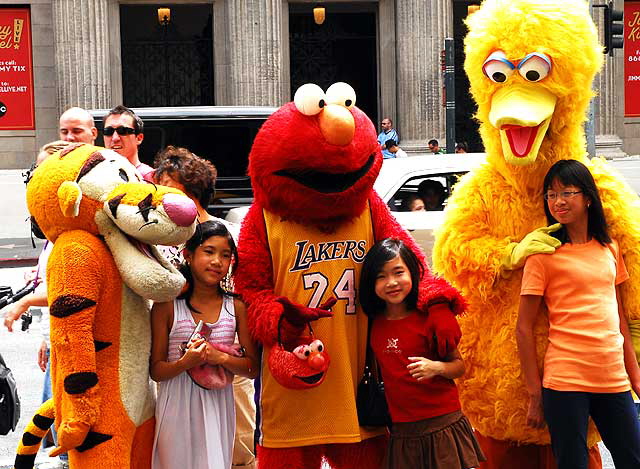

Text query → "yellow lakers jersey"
[259,204,382,447]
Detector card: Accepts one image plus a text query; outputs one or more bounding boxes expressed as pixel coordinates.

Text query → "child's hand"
[526,394,545,429]
[204,343,228,366]
[181,339,207,368]
[407,356,444,381]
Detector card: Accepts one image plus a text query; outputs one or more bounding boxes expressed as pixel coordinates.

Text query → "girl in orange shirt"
[517,159,640,469]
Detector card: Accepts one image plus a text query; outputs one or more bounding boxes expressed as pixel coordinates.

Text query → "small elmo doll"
[235,82,466,469]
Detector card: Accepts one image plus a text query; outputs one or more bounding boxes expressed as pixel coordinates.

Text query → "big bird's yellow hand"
[501,223,562,271]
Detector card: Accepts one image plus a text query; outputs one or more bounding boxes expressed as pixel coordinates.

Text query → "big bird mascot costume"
[13,143,197,469]
[433,0,640,467]
[234,82,466,469]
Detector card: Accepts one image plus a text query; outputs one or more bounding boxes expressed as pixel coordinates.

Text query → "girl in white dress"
[150,220,259,469]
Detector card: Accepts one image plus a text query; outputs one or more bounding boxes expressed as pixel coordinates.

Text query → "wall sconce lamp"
[467,5,480,16]
[158,7,171,26]
[313,6,325,25]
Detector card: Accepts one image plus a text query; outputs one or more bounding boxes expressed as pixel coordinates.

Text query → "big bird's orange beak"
[489,83,557,166]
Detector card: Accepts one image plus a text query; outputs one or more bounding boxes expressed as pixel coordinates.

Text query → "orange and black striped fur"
[14,399,55,468]
[17,144,195,468]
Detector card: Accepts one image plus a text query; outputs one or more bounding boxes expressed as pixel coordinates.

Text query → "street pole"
[586,0,596,158]
[444,38,456,154]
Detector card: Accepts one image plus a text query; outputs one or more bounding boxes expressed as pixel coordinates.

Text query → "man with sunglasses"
[103,105,154,180]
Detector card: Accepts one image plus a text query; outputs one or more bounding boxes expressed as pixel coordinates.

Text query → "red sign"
[625,2,640,117]
[0,8,34,130]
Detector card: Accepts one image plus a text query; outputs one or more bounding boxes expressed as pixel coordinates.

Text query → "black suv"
[90,106,276,218]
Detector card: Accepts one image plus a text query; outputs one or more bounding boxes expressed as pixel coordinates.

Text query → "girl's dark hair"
[178,220,238,312]
[543,159,611,245]
[154,146,217,208]
[359,238,423,317]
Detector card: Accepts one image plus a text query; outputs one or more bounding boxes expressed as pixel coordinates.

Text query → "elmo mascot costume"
[433,0,640,467]
[235,82,466,469]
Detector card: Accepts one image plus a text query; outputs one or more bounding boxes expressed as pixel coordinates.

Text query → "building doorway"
[119,4,214,107]
[289,3,378,123]
[453,0,482,152]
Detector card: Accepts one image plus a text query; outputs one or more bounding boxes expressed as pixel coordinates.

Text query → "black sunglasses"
[103,126,136,136]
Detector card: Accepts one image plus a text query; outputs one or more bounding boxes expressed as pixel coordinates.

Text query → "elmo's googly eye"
[326,82,356,109]
[294,84,326,116]
[517,53,551,82]
[293,345,312,360]
[482,51,514,83]
[309,339,324,353]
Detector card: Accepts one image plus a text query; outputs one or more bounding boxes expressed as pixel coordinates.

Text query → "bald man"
[59,106,97,144]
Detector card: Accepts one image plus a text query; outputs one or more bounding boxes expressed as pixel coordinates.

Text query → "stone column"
[592,6,625,158]
[395,0,451,152]
[214,0,285,106]
[53,0,111,111]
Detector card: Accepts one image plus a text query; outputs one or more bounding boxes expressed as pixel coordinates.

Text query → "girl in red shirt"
[360,238,485,469]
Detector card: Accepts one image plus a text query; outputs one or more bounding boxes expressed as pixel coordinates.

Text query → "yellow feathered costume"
[433,0,640,458]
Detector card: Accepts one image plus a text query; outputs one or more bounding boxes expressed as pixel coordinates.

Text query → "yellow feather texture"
[432,0,633,447]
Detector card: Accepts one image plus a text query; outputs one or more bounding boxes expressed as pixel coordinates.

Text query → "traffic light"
[604,2,624,56]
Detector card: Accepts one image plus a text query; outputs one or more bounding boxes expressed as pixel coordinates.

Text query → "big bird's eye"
[294,83,326,116]
[482,51,514,83]
[309,339,324,353]
[517,53,551,82]
[293,345,312,360]
[326,82,356,109]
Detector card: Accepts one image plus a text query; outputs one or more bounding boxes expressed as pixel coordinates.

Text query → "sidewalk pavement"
[0,170,43,267]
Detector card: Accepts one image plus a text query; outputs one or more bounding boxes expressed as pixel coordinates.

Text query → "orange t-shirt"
[521,238,630,393]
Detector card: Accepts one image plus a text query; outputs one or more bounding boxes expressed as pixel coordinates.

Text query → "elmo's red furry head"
[269,335,330,390]
[249,83,382,229]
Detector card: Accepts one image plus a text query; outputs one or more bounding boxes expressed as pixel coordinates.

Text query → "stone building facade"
[0,0,636,169]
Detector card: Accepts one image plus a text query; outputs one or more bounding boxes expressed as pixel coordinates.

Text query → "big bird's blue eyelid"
[482,51,516,69]
[516,52,552,70]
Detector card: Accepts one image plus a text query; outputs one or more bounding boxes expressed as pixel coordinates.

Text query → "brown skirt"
[385,410,486,469]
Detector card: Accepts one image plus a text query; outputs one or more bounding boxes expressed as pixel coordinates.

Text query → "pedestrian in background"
[418,179,446,211]
[401,194,425,212]
[378,118,399,159]
[428,139,446,154]
[58,107,97,144]
[385,140,408,158]
[455,142,468,154]
[103,105,154,180]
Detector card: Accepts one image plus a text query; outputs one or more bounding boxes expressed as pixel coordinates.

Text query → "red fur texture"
[235,97,466,465]
[257,435,388,469]
[249,102,382,228]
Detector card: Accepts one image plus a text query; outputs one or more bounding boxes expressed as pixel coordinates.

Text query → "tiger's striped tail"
[13,398,55,469]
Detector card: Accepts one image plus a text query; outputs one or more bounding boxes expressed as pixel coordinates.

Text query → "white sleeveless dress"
[152,296,237,469]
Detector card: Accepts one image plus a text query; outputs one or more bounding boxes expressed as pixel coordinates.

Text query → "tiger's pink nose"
[163,193,197,227]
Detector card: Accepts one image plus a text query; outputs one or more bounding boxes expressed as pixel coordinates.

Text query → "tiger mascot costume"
[14,143,197,469]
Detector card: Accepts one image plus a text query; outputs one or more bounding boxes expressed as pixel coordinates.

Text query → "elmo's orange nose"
[318,104,355,146]
[308,353,326,370]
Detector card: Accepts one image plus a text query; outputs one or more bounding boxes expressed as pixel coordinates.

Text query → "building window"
[120,4,214,107]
